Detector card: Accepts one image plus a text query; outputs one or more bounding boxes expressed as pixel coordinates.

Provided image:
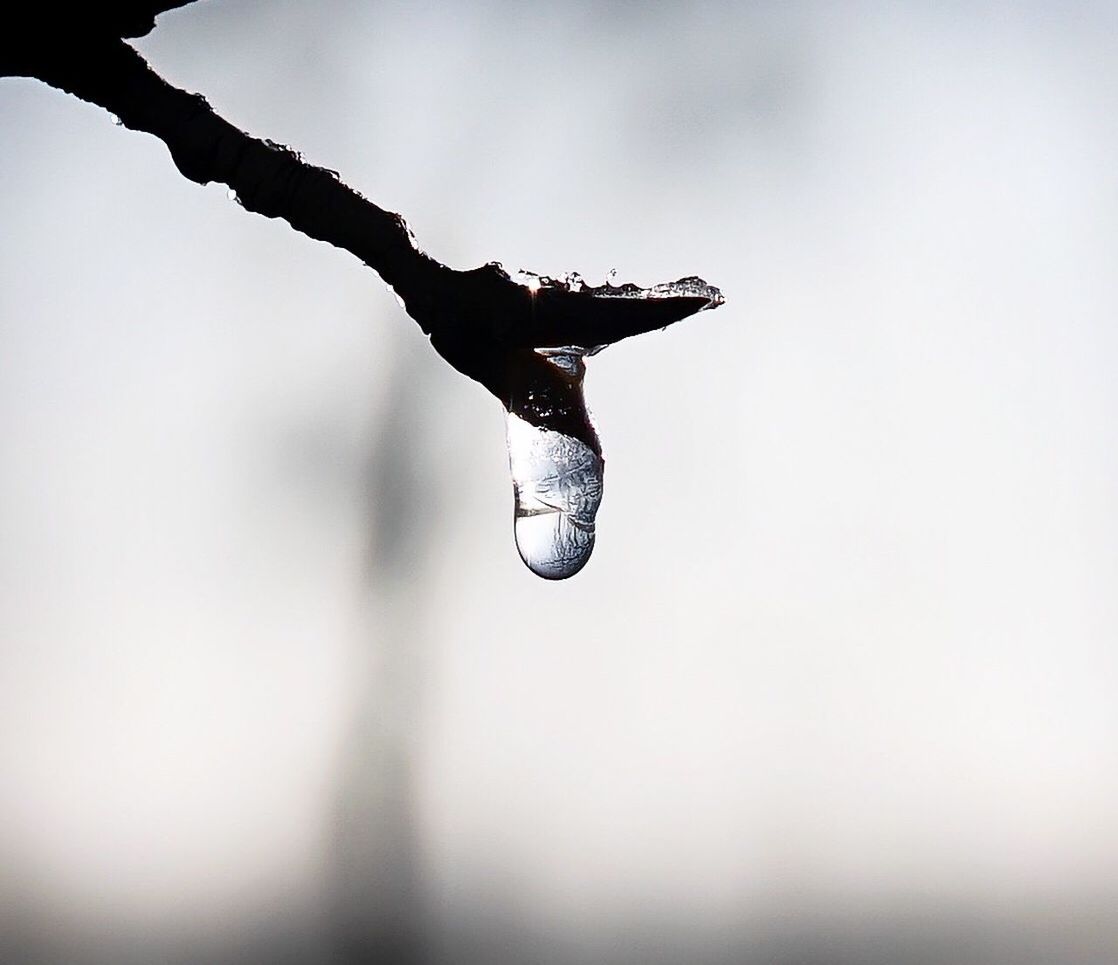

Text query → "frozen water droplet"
[507,414,602,579]
[226,188,238,202]
[506,349,602,579]
[109,113,123,127]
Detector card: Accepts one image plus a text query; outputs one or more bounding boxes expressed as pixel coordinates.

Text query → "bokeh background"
[2,2,1117,962]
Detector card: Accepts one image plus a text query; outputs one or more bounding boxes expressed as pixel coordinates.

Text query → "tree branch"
[2,23,722,445]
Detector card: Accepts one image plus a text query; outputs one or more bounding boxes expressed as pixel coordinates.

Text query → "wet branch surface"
[2,3,721,447]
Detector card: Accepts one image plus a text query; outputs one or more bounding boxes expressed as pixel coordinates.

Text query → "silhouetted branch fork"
[2,14,721,422]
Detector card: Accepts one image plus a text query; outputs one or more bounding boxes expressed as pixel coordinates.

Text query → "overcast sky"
[2,2,1117,963]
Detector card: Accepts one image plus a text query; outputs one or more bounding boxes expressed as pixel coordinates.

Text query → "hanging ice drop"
[505,348,603,579]
[489,268,722,579]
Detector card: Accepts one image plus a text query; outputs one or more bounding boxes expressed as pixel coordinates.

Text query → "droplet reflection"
[506,350,602,579]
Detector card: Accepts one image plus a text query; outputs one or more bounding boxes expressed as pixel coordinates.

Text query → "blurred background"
[2,1,1117,962]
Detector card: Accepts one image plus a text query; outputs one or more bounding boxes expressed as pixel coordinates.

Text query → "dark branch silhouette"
[1,2,722,449]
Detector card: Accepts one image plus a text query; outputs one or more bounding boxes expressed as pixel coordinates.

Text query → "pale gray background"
[2,1,1116,963]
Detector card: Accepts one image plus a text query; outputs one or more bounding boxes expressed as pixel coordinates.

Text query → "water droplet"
[507,414,602,579]
[506,349,602,579]
[226,188,238,202]
[109,113,123,126]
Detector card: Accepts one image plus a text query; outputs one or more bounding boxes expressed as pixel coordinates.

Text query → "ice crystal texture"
[510,268,724,309]
[506,350,602,579]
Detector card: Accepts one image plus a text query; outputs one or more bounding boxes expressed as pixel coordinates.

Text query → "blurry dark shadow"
[328,329,441,965]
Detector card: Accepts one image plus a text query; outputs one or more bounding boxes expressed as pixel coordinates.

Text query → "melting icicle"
[496,265,722,578]
[506,348,602,579]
